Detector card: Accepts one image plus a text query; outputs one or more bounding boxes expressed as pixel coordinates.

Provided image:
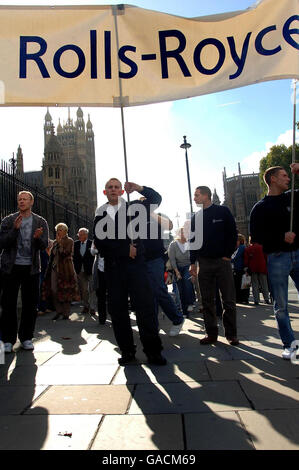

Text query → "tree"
[259,143,299,195]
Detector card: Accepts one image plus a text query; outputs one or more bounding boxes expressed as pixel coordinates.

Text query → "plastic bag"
[241,273,251,289]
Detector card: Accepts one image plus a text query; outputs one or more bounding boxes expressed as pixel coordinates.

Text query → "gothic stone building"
[17,107,97,221]
[223,163,261,240]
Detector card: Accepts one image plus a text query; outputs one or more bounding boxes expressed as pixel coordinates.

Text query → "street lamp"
[180,135,194,217]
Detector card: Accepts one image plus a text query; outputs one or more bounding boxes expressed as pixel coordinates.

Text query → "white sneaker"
[169,319,185,337]
[21,340,34,350]
[4,342,13,353]
[282,347,297,360]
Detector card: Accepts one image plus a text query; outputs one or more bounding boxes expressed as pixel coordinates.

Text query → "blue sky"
[0,0,297,227]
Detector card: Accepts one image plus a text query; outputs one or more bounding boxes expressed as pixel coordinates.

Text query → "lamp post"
[180,135,194,217]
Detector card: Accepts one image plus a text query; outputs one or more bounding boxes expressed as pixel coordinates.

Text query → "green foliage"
[259,143,299,195]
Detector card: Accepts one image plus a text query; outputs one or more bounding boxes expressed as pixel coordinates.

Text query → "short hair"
[18,190,34,202]
[237,233,246,245]
[195,186,212,200]
[55,222,68,232]
[263,166,284,186]
[105,178,122,189]
[78,227,89,234]
[175,226,187,240]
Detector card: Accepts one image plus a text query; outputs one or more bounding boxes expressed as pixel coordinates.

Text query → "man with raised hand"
[0,191,49,353]
[250,163,299,360]
[93,178,166,366]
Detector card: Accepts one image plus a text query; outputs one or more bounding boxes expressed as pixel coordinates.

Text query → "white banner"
[0,0,298,107]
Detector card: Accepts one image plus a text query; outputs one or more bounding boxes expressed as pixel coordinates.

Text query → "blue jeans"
[146,257,184,326]
[177,265,196,316]
[267,250,299,348]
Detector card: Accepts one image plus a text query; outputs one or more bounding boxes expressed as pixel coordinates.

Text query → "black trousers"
[0,265,39,344]
[198,257,237,338]
[105,259,162,356]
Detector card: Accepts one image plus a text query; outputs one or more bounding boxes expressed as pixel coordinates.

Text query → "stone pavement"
[0,288,298,451]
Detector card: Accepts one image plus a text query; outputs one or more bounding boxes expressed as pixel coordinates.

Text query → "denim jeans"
[177,265,196,316]
[146,257,184,326]
[267,249,299,348]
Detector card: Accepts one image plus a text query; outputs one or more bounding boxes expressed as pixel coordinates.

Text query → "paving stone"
[163,345,232,362]
[184,411,254,450]
[129,381,251,414]
[91,414,184,450]
[224,342,283,361]
[0,414,101,450]
[239,376,299,410]
[26,385,133,415]
[0,364,118,386]
[0,386,48,415]
[1,351,58,368]
[113,362,210,384]
[206,359,299,380]
[239,410,299,449]
[44,350,120,366]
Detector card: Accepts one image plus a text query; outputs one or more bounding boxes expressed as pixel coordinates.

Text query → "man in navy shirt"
[189,186,239,346]
[250,163,299,360]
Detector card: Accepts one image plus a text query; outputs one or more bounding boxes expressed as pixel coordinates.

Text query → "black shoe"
[147,353,167,366]
[98,314,107,325]
[200,335,218,345]
[118,352,136,366]
[227,337,240,346]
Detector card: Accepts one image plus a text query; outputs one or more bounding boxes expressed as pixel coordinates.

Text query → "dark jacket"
[0,211,49,275]
[190,204,238,263]
[73,239,95,275]
[93,186,162,265]
[231,244,245,272]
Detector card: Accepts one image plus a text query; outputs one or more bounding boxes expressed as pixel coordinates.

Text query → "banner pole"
[290,79,297,233]
[112,5,130,189]
[112,5,135,246]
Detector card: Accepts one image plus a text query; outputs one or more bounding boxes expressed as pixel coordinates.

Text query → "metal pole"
[290,79,297,232]
[113,5,130,188]
[180,136,194,216]
[112,5,135,244]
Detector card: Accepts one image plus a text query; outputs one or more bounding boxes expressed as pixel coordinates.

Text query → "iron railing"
[0,159,94,239]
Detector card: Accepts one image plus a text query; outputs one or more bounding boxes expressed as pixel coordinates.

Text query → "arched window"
[48,167,53,177]
[55,168,60,179]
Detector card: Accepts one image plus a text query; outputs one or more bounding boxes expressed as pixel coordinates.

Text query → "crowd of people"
[0,163,298,363]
